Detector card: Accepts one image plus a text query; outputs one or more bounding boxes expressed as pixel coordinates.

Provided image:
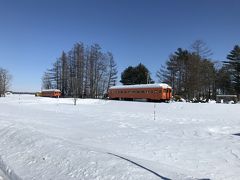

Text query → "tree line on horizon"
[42,40,240,101]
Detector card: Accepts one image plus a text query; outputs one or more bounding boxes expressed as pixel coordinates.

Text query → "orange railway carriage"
[108,83,172,102]
[41,89,61,97]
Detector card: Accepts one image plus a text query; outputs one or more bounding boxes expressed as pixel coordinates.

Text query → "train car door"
[166,89,171,100]
[162,88,166,100]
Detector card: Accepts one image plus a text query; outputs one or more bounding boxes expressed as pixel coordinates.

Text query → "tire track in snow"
[230,150,240,161]
[0,156,21,180]
[0,169,8,180]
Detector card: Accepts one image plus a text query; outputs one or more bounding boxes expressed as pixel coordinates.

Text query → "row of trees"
[156,40,240,101]
[42,42,117,98]
[43,40,240,101]
[0,67,11,97]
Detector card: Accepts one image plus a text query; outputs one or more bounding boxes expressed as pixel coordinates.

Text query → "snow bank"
[0,122,160,180]
[0,156,18,180]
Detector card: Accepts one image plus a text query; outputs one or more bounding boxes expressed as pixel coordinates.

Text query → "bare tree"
[75,43,85,97]
[42,71,53,89]
[42,42,118,99]
[191,40,213,59]
[0,68,12,97]
[106,52,118,91]
[60,51,69,96]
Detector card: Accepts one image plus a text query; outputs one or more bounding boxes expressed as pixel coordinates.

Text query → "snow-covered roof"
[109,83,171,90]
[41,89,61,92]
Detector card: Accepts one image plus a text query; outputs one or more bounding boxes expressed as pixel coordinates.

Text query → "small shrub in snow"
[173,95,185,102]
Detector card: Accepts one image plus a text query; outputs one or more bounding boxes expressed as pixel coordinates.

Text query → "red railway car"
[41,89,61,97]
[108,83,172,102]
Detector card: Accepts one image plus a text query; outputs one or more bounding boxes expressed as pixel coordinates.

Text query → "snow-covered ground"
[0,95,240,180]
[0,169,9,180]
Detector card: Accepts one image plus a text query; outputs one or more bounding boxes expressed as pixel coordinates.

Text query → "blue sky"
[0,0,240,91]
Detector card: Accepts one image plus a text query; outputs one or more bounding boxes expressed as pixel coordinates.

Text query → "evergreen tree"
[120,66,134,85]
[225,45,240,96]
[216,65,233,95]
[157,46,216,101]
[120,63,153,85]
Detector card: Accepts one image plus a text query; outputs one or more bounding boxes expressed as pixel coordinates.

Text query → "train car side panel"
[41,89,61,97]
[108,84,172,101]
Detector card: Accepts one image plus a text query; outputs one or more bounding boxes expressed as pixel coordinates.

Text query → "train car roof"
[109,83,171,90]
[41,89,61,92]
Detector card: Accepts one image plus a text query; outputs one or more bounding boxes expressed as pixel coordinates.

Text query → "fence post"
[154,103,156,120]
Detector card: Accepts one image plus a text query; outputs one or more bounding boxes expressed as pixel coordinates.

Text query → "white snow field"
[0,95,240,180]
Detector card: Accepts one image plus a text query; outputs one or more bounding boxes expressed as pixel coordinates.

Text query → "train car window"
[159,90,162,93]
[154,90,158,93]
[151,90,154,93]
[141,91,144,93]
